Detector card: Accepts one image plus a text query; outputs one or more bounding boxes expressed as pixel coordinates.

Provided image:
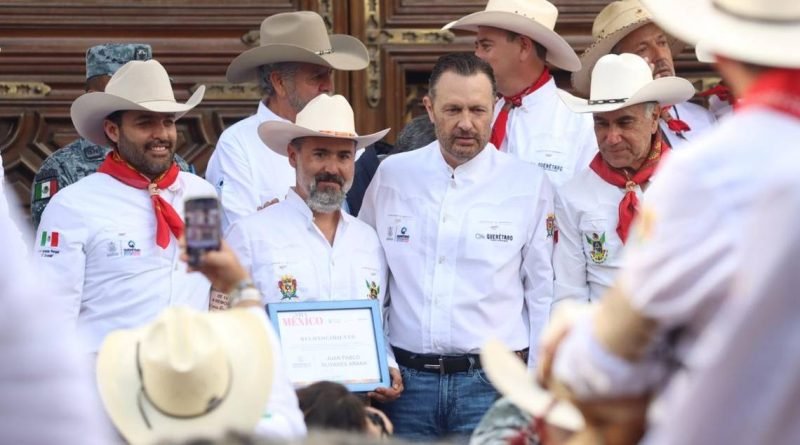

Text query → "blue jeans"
[379,363,500,442]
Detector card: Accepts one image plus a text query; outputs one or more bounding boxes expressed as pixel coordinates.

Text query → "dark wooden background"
[0,0,717,220]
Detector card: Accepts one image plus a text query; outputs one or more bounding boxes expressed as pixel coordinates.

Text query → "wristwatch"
[227,279,261,308]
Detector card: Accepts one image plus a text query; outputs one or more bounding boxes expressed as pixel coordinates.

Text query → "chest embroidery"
[278,274,299,301]
[366,280,380,300]
[586,232,609,264]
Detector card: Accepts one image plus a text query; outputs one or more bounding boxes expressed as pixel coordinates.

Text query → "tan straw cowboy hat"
[96,307,274,444]
[559,53,694,113]
[71,59,205,146]
[443,0,581,72]
[572,0,684,96]
[259,94,390,156]
[226,11,370,83]
[642,0,800,68]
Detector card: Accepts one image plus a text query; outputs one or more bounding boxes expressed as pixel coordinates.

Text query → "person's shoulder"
[44,173,108,210]
[378,141,433,172]
[180,172,217,194]
[218,107,263,140]
[558,166,598,197]
[345,213,381,241]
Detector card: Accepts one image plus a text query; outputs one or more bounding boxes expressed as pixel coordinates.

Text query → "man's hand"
[367,367,403,403]
[179,237,249,294]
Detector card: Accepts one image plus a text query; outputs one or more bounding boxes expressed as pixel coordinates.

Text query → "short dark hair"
[390,114,437,155]
[296,381,367,433]
[103,110,126,146]
[428,52,496,99]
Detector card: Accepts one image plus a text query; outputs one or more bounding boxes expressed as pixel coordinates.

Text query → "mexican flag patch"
[40,231,59,247]
[33,179,58,200]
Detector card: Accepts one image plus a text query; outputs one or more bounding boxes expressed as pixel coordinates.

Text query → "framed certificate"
[267,299,391,393]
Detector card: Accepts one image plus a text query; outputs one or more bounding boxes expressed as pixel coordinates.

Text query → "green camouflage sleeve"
[470,397,537,445]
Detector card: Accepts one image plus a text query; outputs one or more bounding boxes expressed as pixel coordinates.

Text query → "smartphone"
[184,196,221,268]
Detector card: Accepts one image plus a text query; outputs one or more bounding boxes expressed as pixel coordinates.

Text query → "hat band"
[315,48,334,55]
[318,129,357,137]
[713,0,800,24]
[588,97,628,105]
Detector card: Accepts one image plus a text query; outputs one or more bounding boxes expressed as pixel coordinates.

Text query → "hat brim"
[572,19,685,96]
[481,339,585,431]
[71,86,205,146]
[258,120,390,156]
[444,11,581,72]
[558,75,695,113]
[641,0,800,69]
[226,35,369,83]
[96,309,273,444]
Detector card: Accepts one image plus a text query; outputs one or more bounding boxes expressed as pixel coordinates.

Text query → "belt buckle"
[423,357,446,375]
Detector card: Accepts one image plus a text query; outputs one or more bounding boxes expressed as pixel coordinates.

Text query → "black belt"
[393,346,528,374]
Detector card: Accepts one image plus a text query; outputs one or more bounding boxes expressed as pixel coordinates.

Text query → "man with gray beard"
[225,94,403,403]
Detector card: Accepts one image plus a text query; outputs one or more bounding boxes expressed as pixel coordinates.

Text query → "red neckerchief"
[660,106,691,134]
[589,133,669,243]
[698,83,734,104]
[737,68,800,120]
[98,151,184,249]
[490,67,552,149]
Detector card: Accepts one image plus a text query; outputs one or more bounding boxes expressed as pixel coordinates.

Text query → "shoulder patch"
[82,143,106,160]
[33,178,59,201]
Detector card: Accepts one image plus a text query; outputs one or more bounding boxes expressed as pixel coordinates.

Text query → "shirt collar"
[431,140,495,184]
[285,187,351,230]
[257,101,290,124]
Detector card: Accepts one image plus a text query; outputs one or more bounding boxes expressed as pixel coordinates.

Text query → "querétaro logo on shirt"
[123,240,141,256]
[475,232,514,242]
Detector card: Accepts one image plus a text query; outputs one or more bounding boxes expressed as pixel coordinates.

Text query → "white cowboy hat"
[226,11,369,83]
[572,0,685,96]
[558,53,695,113]
[481,338,585,431]
[71,59,205,146]
[258,94,390,156]
[642,0,800,68]
[443,0,581,72]
[695,41,715,64]
[96,307,274,444]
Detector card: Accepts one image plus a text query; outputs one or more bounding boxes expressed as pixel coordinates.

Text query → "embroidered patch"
[33,179,59,201]
[546,213,557,241]
[395,226,410,243]
[586,232,608,264]
[123,240,142,256]
[365,280,380,300]
[278,274,298,301]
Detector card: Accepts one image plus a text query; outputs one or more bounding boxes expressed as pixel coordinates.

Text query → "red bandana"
[698,83,734,104]
[490,68,552,149]
[98,152,184,249]
[589,133,669,243]
[660,106,691,134]
[738,68,800,120]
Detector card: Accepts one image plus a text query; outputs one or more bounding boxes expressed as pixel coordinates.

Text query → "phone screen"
[185,196,221,267]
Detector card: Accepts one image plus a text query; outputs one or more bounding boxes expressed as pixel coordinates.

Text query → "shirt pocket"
[253,244,315,303]
[378,196,427,259]
[579,216,621,265]
[463,206,526,263]
[349,245,384,301]
[87,227,166,280]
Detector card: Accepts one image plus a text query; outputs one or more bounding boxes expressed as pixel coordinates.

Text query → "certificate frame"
[266,299,391,393]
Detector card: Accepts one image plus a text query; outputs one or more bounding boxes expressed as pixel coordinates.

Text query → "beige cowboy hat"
[96,307,274,444]
[481,338,585,432]
[558,53,695,113]
[572,0,685,96]
[443,0,581,72]
[226,11,370,83]
[642,0,800,68]
[71,59,204,146]
[259,94,390,156]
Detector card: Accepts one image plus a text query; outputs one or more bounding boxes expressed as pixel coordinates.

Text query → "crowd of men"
[1,0,797,443]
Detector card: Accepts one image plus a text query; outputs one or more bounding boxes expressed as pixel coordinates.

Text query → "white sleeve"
[225,219,254,279]
[374,241,397,369]
[33,195,88,326]
[356,163,381,227]
[207,135,260,233]
[552,189,590,308]
[574,114,599,174]
[250,308,307,440]
[521,175,555,368]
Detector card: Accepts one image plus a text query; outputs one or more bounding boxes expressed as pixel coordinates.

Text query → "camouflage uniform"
[470,397,537,445]
[30,42,194,228]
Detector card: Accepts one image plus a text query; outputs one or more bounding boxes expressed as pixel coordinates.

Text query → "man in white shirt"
[539,1,800,443]
[34,59,214,355]
[359,53,554,441]
[553,53,693,307]
[225,94,403,404]
[445,0,597,187]
[205,11,369,232]
[572,0,717,150]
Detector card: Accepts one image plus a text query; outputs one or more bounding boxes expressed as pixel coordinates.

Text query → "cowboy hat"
[641,0,800,68]
[481,338,585,432]
[572,0,685,96]
[96,307,274,444]
[558,53,695,113]
[226,11,369,83]
[71,59,204,146]
[258,94,390,156]
[443,0,581,72]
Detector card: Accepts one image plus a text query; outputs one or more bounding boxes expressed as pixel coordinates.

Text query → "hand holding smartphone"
[184,196,222,268]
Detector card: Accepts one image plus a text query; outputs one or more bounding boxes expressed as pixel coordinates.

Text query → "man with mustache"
[359,53,554,441]
[33,60,214,356]
[572,0,717,149]
[206,11,370,232]
[225,94,403,404]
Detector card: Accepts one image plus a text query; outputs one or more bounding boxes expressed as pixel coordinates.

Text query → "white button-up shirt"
[553,168,647,306]
[553,108,800,442]
[494,78,598,188]
[660,101,717,149]
[360,141,555,366]
[34,172,214,353]
[205,102,296,232]
[226,188,395,367]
